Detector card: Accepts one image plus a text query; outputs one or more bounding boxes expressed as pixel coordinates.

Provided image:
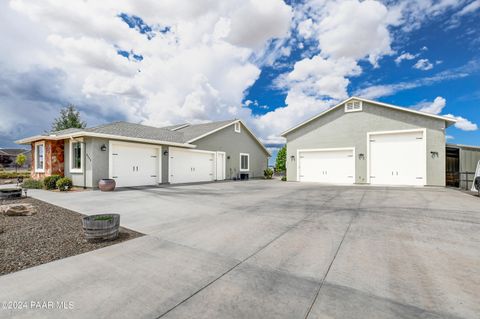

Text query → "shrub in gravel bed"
[56,177,73,191]
[22,178,43,189]
[0,171,30,179]
[44,175,62,190]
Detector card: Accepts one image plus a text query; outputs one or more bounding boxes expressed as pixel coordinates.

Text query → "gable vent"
[345,100,362,113]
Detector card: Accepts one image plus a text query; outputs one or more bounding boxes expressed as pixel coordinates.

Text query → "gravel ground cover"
[0,197,143,275]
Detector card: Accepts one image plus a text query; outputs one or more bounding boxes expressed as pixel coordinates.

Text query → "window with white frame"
[345,100,362,113]
[240,153,249,171]
[234,122,241,133]
[34,141,45,172]
[70,141,83,173]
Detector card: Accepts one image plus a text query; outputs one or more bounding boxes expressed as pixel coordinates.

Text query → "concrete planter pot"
[82,214,120,241]
[98,179,116,192]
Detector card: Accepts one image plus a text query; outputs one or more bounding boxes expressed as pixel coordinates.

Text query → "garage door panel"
[299,149,355,184]
[369,131,425,186]
[169,148,215,184]
[111,143,159,187]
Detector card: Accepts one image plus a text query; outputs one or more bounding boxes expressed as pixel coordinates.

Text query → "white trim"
[366,128,427,186]
[34,141,45,173]
[16,132,196,148]
[234,122,241,133]
[109,140,162,184]
[239,153,250,172]
[186,120,271,156]
[281,96,457,136]
[169,124,190,131]
[296,147,356,182]
[69,139,84,173]
[215,151,226,180]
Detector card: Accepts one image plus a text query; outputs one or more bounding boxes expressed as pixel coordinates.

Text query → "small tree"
[15,153,26,172]
[51,104,87,132]
[275,146,286,173]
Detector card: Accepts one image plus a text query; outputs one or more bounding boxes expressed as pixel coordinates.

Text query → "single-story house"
[281,96,478,187]
[0,148,31,170]
[16,120,270,188]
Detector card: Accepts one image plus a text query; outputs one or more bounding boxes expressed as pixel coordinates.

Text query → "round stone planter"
[0,188,22,199]
[98,179,116,192]
[82,214,120,241]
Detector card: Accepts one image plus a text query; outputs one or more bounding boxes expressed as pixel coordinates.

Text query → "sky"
[0,0,479,164]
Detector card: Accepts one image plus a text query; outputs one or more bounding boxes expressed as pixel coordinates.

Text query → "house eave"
[16,132,196,149]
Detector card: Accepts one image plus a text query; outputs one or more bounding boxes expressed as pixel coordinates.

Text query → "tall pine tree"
[51,105,87,132]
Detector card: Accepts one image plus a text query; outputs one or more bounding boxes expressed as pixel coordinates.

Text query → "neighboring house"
[282,97,462,187]
[445,144,480,189]
[0,148,31,170]
[16,120,269,188]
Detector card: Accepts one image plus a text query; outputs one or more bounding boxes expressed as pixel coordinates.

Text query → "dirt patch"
[0,197,143,276]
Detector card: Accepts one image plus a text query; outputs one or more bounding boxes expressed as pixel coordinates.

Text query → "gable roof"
[281,96,457,137]
[169,120,237,142]
[162,119,271,155]
[0,148,30,156]
[16,120,270,155]
[16,121,193,148]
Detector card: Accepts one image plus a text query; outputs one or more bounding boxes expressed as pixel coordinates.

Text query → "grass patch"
[94,215,113,221]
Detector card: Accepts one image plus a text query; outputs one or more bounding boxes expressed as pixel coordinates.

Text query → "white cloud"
[414,58,434,70]
[445,114,478,131]
[457,0,480,16]
[355,61,477,99]
[416,96,446,114]
[395,52,417,65]
[412,96,478,132]
[446,135,454,140]
[1,0,293,144]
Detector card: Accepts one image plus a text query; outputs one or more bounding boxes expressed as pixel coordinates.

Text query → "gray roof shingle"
[166,119,237,142]
[85,122,185,143]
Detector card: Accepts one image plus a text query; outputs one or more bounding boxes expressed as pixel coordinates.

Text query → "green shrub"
[0,171,30,179]
[22,178,44,189]
[263,168,273,179]
[56,177,73,191]
[44,175,62,190]
[281,176,287,181]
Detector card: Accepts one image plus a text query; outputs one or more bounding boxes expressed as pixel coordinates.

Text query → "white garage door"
[298,148,355,184]
[369,130,426,186]
[111,143,159,187]
[169,148,215,184]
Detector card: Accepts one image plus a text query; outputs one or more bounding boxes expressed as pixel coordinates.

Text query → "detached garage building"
[17,120,269,188]
[282,97,457,187]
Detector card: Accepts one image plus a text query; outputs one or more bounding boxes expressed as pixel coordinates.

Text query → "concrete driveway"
[1,181,479,319]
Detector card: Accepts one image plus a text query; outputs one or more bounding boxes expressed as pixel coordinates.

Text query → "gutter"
[15,132,196,149]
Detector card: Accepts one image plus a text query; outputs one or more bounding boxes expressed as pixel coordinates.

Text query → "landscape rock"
[0,203,37,216]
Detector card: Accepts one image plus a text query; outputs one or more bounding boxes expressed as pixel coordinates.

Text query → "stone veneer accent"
[31,140,65,179]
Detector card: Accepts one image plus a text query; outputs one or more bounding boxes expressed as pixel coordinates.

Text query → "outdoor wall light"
[100,144,107,151]
[290,155,295,161]
[358,153,365,160]
[163,150,168,156]
[227,155,230,159]
[430,151,439,158]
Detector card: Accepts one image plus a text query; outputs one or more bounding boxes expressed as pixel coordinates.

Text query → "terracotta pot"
[98,179,116,192]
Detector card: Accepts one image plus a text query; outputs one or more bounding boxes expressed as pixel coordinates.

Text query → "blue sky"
[0,0,479,165]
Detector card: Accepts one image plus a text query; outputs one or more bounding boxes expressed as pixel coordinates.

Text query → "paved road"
[1,181,479,318]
